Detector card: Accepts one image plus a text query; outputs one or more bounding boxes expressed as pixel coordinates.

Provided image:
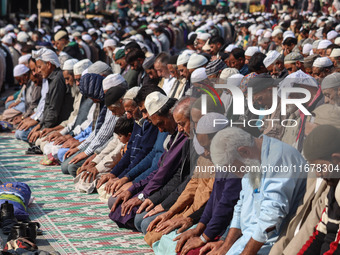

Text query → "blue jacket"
[111,119,158,178]
[127,131,168,182]
[199,174,242,240]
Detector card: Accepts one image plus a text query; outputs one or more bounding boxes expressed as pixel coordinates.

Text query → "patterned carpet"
[0,133,154,255]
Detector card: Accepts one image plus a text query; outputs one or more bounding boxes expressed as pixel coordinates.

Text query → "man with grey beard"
[199,127,306,255]
[36,59,94,153]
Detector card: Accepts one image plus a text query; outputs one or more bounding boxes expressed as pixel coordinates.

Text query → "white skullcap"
[17,32,30,43]
[32,48,60,68]
[255,29,264,37]
[196,113,229,134]
[72,31,81,37]
[278,70,318,98]
[302,44,313,55]
[2,35,13,45]
[271,29,283,37]
[263,31,272,38]
[256,16,264,23]
[245,46,260,57]
[197,33,211,41]
[263,50,281,68]
[105,24,115,31]
[191,67,208,83]
[88,61,111,75]
[123,86,140,100]
[13,64,30,77]
[313,57,333,68]
[312,40,320,49]
[225,44,237,52]
[283,31,296,41]
[4,24,14,33]
[330,48,340,58]
[82,34,92,42]
[187,54,208,69]
[177,52,191,66]
[103,39,117,48]
[148,23,158,29]
[88,28,96,35]
[219,68,239,81]
[321,73,340,89]
[335,37,340,46]
[336,24,340,32]
[327,30,338,40]
[18,54,31,65]
[145,91,169,116]
[317,40,332,49]
[62,59,79,71]
[73,59,92,76]
[227,73,244,87]
[102,73,126,91]
[284,15,291,21]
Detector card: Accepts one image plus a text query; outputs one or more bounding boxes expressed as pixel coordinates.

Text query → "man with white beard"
[37,59,93,153]
[200,127,306,255]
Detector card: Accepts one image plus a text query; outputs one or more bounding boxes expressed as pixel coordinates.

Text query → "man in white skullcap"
[317,39,332,57]
[264,50,287,79]
[302,44,313,57]
[312,57,334,80]
[281,70,322,150]
[95,85,158,197]
[18,54,32,66]
[73,59,93,86]
[177,52,192,82]
[320,73,340,105]
[102,73,128,93]
[1,64,31,123]
[244,46,260,64]
[224,44,237,53]
[103,39,117,61]
[37,58,91,154]
[27,48,75,150]
[195,33,211,53]
[284,52,305,74]
[327,30,338,43]
[60,70,123,176]
[107,92,191,233]
[41,60,97,161]
[72,32,91,60]
[187,53,209,74]
[2,34,21,73]
[271,29,283,52]
[54,30,83,59]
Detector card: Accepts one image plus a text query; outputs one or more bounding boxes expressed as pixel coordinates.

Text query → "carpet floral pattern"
[0,133,153,255]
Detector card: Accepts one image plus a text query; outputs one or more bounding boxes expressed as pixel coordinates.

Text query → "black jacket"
[40,68,74,129]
